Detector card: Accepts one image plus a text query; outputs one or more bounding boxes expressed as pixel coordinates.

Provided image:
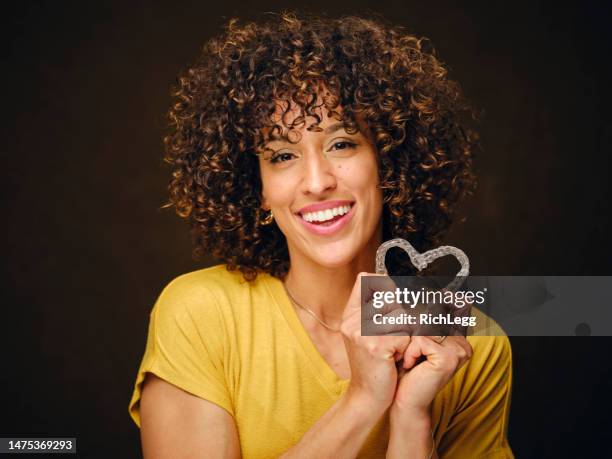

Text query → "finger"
[345,272,393,307]
[445,336,473,361]
[343,272,374,318]
[427,336,473,370]
[367,275,403,315]
[373,335,412,360]
[403,336,442,369]
[347,273,403,324]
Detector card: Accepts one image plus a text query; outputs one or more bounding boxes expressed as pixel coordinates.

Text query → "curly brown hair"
[162,11,478,281]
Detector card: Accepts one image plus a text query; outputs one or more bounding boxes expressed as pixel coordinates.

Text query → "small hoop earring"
[260,210,274,225]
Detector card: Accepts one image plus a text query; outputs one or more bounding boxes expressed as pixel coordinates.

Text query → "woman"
[128,12,513,458]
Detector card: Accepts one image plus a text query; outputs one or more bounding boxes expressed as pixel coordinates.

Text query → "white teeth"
[301,204,352,223]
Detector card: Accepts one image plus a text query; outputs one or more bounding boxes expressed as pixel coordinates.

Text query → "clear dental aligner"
[375,238,470,292]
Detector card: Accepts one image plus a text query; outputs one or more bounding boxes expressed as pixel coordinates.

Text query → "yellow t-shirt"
[128,264,514,458]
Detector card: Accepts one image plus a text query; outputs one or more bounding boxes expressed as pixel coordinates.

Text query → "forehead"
[262,98,344,141]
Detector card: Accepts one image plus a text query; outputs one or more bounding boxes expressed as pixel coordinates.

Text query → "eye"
[270,151,297,164]
[330,140,356,150]
[326,140,358,158]
[328,140,357,152]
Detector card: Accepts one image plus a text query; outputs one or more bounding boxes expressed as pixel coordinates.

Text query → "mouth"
[295,202,356,235]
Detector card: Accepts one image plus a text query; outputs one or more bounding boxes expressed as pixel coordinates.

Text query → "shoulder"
[466,335,512,372]
[436,336,513,457]
[160,264,247,299]
[470,306,509,337]
[153,264,250,324]
[152,264,273,328]
[466,307,513,373]
[460,335,513,400]
[156,264,252,307]
[437,335,512,425]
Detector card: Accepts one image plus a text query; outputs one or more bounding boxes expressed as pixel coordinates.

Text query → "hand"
[391,336,473,420]
[340,272,412,414]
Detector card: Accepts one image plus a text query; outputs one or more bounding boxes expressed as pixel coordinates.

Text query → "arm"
[140,373,241,459]
[140,373,385,459]
[132,275,240,459]
[278,390,386,459]
[386,336,474,459]
[388,407,437,459]
[388,336,514,459]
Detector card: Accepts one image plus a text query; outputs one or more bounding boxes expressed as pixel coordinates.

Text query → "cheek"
[341,161,379,194]
[260,173,293,206]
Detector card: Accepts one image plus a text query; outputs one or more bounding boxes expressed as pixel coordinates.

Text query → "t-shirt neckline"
[263,274,350,397]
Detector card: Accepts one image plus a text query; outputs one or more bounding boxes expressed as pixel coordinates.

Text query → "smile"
[301,205,352,223]
[296,202,356,236]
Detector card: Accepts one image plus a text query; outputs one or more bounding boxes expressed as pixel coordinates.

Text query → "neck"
[283,226,382,326]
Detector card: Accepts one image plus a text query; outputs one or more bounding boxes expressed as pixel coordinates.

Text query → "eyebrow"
[323,122,346,134]
[265,122,353,146]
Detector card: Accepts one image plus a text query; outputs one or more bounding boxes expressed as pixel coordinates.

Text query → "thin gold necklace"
[282,282,341,333]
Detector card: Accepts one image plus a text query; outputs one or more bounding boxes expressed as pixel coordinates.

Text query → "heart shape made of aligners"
[375,238,470,292]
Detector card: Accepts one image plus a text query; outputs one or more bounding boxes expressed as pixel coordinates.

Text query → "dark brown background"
[2,1,611,457]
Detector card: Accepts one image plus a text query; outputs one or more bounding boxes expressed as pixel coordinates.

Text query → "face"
[258,101,383,270]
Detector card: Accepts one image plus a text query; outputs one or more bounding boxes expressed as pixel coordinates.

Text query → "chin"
[316,257,354,269]
[307,243,362,269]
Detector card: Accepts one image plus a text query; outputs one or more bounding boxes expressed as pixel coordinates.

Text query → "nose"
[299,149,337,196]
